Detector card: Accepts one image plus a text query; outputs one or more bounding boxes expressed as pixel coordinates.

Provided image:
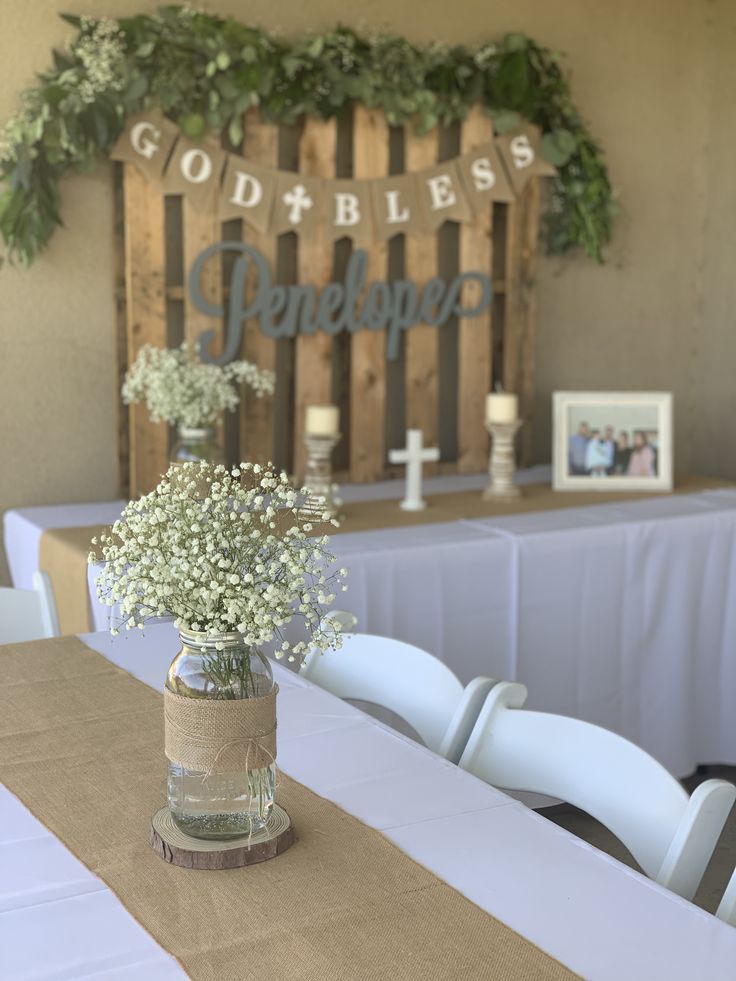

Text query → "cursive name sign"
[189,242,492,364]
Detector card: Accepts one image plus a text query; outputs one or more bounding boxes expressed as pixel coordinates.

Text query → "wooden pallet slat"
[123,164,168,496]
[182,197,224,454]
[350,106,390,482]
[404,127,440,474]
[293,117,338,482]
[503,178,540,467]
[182,204,222,351]
[457,108,494,473]
[241,109,279,466]
[113,164,129,497]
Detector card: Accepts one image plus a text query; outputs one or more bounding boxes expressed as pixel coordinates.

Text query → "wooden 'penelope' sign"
[189,242,492,364]
[110,110,555,244]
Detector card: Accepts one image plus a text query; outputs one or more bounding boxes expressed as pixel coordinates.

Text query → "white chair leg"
[33,571,60,638]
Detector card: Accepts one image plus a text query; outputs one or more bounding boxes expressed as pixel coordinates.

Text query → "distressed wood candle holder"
[483,419,523,501]
[150,803,294,870]
[303,433,340,516]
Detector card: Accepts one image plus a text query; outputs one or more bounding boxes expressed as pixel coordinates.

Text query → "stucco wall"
[690,0,736,477]
[0,0,731,584]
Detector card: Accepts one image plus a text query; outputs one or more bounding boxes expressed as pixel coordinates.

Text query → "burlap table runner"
[38,474,727,635]
[38,524,112,635]
[0,636,577,980]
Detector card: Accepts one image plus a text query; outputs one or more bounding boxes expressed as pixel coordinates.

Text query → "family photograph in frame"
[553,392,673,492]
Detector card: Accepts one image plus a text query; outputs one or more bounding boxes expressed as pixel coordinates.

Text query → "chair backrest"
[716,867,736,927]
[0,571,60,644]
[460,682,735,899]
[301,631,466,754]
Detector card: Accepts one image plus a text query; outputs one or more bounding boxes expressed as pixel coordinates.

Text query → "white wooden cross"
[388,429,440,511]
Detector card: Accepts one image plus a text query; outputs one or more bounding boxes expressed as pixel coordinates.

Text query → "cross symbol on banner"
[282,183,314,224]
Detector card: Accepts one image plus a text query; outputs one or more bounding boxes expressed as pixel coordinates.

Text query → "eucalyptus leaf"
[504,33,529,52]
[125,75,148,101]
[541,131,576,166]
[490,109,521,134]
[179,113,206,139]
[228,116,243,147]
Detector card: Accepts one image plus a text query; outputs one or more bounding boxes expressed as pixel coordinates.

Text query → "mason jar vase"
[170,426,224,466]
[166,631,276,840]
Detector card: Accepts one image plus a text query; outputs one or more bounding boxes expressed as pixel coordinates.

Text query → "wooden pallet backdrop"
[114,107,540,497]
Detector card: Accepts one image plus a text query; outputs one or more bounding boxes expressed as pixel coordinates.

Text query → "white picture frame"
[552,391,673,492]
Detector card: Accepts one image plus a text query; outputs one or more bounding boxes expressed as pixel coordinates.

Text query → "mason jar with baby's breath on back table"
[121,340,275,466]
[90,461,347,841]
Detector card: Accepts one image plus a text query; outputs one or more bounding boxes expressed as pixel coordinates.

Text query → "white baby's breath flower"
[73,18,126,103]
[89,462,347,662]
[122,342,275,429]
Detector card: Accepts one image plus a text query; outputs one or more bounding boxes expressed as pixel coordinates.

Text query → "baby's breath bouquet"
[122,342,275,430]
[91,461,346,661]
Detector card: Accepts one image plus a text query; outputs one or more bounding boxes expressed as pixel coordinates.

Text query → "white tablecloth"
[3,623,736,981]
[7,478,736,777]
[311,487,736,777]
[2,467,550,590]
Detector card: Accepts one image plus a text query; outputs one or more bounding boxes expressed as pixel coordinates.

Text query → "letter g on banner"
[109,110,179,182]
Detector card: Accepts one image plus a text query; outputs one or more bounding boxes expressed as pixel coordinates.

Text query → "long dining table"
[6,470,736,781]
[2,622,735,980]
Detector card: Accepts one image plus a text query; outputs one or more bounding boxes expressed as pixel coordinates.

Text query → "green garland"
[0,7,615,266]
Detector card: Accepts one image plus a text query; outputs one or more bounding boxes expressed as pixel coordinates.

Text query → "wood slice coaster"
[150,804,294,870]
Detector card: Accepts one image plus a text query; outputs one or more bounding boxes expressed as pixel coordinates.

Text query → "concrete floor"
[542,765,736,914]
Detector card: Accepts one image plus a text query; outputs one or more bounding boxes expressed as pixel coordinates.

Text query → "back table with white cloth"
[3,623,736,981]
[304,484,736,777]
[6,474,736,777]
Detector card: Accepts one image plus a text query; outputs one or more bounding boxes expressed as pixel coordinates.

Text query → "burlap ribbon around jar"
[164,685,278,773]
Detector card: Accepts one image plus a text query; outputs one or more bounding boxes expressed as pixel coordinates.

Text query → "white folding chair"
[300,615,494,763]
[459,681,736,900]
[0,571,60,643]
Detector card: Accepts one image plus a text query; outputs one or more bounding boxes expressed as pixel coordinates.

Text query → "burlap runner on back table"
[0,636,578,980]
[38,523,112,635]
[38,474,727,635]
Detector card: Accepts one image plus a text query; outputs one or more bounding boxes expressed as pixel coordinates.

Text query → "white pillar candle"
[485,392,518,424]
[305,404,340,436]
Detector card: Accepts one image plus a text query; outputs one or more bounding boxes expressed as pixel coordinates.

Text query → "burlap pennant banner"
[162,137,227,211]
[416,160,474,231]
[270,172,324,236]
[114,112,559,237]
[219,154,275,232]
[495,123,557,194]
[371,173,426,240]
[456,141,516,206]
[109,111,179,182]
[327,179,374,245]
